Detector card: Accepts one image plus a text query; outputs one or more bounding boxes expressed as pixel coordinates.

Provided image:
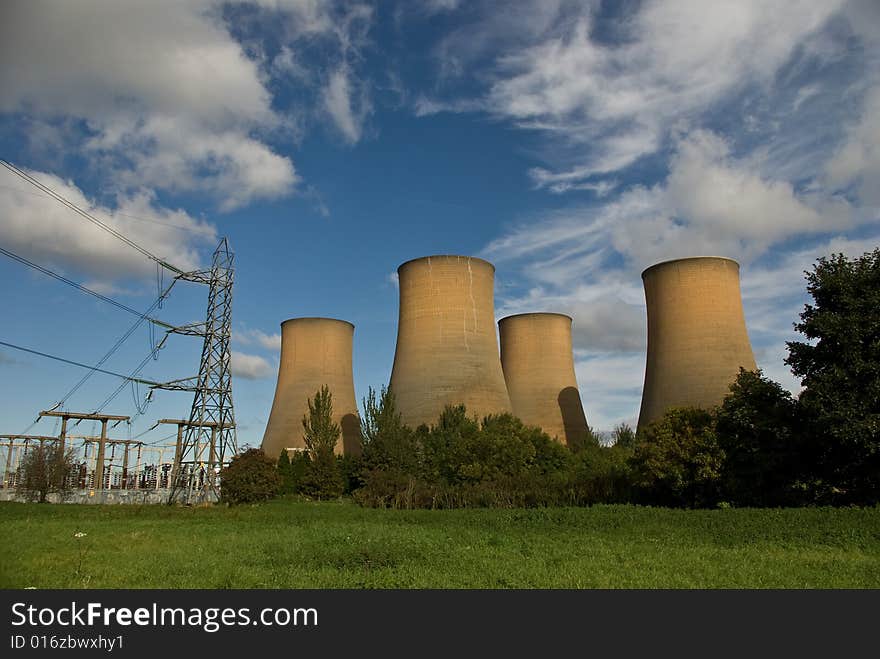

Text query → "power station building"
[637,256,757,430]
[261,317,361,459]
[389,255,512,428]
[499,312,590,447]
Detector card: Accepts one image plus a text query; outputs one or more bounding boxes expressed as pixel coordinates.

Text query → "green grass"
[1,499,878,588]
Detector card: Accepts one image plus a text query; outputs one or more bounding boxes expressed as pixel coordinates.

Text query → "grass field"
[1,499,878,588]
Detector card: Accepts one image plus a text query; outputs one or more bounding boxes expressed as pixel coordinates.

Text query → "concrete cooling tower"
[638,256,757,431]
[389,255,512,428]
[261,317,360,459]
[499,313,590,447]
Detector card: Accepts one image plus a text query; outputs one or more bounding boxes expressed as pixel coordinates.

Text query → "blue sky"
[0,0,878,447]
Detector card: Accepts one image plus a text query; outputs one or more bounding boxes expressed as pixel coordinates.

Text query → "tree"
[303,385,340,456]
[565,424,601,454]
[219,448,281,505]
[360,386,418,474]
[15,443,76,503]
[630,408,724,507]
[420,405,481,486]
[612,423,638,449]
[785,248,880,505]
[300,385,344,499]
[715,368,801,506]
[276,449,292,492]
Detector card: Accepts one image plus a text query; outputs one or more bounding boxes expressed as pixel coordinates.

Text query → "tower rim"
[397,254,496,274]
[641,255,740,279]
[279,317,355,329]
[498,312,572,324]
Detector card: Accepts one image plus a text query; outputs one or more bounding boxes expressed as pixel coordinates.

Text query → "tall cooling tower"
[499,312,590,447]
[261,317,360,459]
[389,255,512,428]
[638,256,757,430]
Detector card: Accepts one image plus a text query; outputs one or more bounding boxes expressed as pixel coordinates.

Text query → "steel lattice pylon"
[167,238,237,503]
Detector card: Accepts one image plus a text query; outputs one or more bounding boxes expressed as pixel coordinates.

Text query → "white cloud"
[527,172,618,196]
[231,351,274,380]
[422,0,462,14]
[0,1,300,209]
[661,130,845,253]
[0,168,216,281]
[235,328,282,351]
[413,95,486,117]
[0,0,376,210]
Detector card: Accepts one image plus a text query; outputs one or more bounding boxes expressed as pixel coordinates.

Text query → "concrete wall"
[499,312,590,447]
[261,317,360,459]
[389,255,512,428]
[0,488,177,504]
[638,256,757,430]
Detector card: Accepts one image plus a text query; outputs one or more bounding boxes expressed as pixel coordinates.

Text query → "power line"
[0,245,172,328]
[48,280,176,410]
[0,183,213,236]
[92,334,171,415]
[0,340,160,386]
[132,422,160,441]
[0,159,185,275]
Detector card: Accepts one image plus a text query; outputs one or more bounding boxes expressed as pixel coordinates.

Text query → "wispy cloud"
[448,1,847,187]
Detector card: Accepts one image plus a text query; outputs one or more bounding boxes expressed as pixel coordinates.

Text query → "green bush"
[220,449,281,505]
[277,450,311,495]
[337,454,362,496]
[570,442,633,504]
[630,408,724,508]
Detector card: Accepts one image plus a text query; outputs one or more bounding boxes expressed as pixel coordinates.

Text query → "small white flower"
[74,532,87,538]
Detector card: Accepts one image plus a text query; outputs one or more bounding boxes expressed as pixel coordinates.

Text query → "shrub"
[337,454,362,496]
[630,408,724,508]
[277,450,311,495]
[571,442,633,504]
[220,449,281,505]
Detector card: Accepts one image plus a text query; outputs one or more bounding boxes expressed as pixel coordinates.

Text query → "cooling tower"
[261,317,360,459]
[638,256,757,431]
[389,255,512,428]
[499,313,590,447]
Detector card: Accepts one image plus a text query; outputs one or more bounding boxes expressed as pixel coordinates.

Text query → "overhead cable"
[0,159,185,275]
